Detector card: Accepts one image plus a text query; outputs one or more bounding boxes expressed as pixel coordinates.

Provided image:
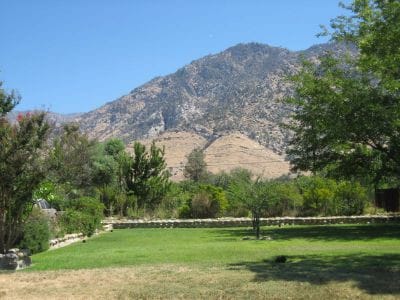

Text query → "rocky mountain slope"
[76,42,349,155]
[73,42,354,179]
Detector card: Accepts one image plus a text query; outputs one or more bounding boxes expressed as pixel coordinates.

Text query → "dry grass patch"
[0,264,399,299]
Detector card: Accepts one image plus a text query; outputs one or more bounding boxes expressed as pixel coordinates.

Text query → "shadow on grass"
[228,253,400,295]
[213,223,400,242]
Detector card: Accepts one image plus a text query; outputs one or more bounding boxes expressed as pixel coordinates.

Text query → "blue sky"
[1,0,349,114]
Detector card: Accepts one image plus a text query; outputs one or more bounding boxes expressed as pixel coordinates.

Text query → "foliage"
[0,95,50,252]
[123,142,170,209]
[18,208,50,254]
[91,154,118,188]
[263,181,303,217]
[297,176,337,216]
[335,181,368,215]
[49,123,96,192]
[60,197,104,236]
[295,176,369,216]
[33,180,57,204]
[104,138,125,158]
[287,0,400,186]
[228,177,271,239]
[184,148,208,182]
[211,168,253,217]
[328,0,400,91]
[0,81,19,116]
[154,183,190,219]
[189,185,228,218]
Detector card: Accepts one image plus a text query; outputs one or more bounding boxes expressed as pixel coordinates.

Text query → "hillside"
[77,43,350,153]
[74,42,351,178]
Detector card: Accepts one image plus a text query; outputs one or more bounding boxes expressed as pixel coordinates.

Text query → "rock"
[6,248,19,254]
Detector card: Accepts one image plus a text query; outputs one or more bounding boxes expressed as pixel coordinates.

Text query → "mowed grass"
[30,224,400,271]
[1,224,399,299]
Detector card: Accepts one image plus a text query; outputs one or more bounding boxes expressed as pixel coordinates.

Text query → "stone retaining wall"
[49,233,85,249]
[49,224,113,249]
[105,215,400,229]
[0,249,31,270]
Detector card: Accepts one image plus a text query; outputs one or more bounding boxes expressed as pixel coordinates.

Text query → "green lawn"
[31,224,400,270]
[21,224,400,298]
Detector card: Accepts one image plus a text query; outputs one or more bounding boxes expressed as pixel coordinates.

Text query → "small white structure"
[35,199,57,218]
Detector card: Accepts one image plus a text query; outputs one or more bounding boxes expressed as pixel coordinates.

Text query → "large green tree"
[49,123,96,192]
[0,83,50,253]
[287,0,400,185]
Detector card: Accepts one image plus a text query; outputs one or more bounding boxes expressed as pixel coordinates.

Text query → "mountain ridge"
[76,42,350,155]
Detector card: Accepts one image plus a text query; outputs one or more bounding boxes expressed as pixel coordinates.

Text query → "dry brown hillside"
[127,131,207,181]
[127,131,290,181]
[204,133,290,178]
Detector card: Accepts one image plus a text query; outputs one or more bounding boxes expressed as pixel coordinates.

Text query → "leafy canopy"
[287,0,400,185]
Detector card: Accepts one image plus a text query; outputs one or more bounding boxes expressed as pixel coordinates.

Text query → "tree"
[0,84,50,252]
[123,142,170,209]
[287,0,400,186]
[184,148,208,182]
[229,176,270,239]
[0,81,19,116]
[49,123,96,192]
[104,138,125,159]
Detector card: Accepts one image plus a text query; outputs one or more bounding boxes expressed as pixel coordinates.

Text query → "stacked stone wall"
[105,215,400,229]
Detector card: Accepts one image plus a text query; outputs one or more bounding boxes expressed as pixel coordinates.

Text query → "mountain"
[77,44,338,150]
[76,42,351,179]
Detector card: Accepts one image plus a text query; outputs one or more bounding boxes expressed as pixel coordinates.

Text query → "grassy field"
[0,224,399,299]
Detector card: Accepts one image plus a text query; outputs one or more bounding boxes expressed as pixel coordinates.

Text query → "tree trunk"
[253,211,261,239]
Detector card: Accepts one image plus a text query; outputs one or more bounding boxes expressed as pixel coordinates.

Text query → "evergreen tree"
[123,142,170,209]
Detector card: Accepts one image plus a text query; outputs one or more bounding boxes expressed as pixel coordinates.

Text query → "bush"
[178,203,192,218]
[191,191,218,218]
[335,181,368,215]
[264,181,302,217]
[297,176,337,216]
[19,208,50,254]
[187,185,228,218]
[60,197,104,236]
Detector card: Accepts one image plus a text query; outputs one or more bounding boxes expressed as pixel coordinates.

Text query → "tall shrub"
[19,208,50,254]
[60,197,104,236]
